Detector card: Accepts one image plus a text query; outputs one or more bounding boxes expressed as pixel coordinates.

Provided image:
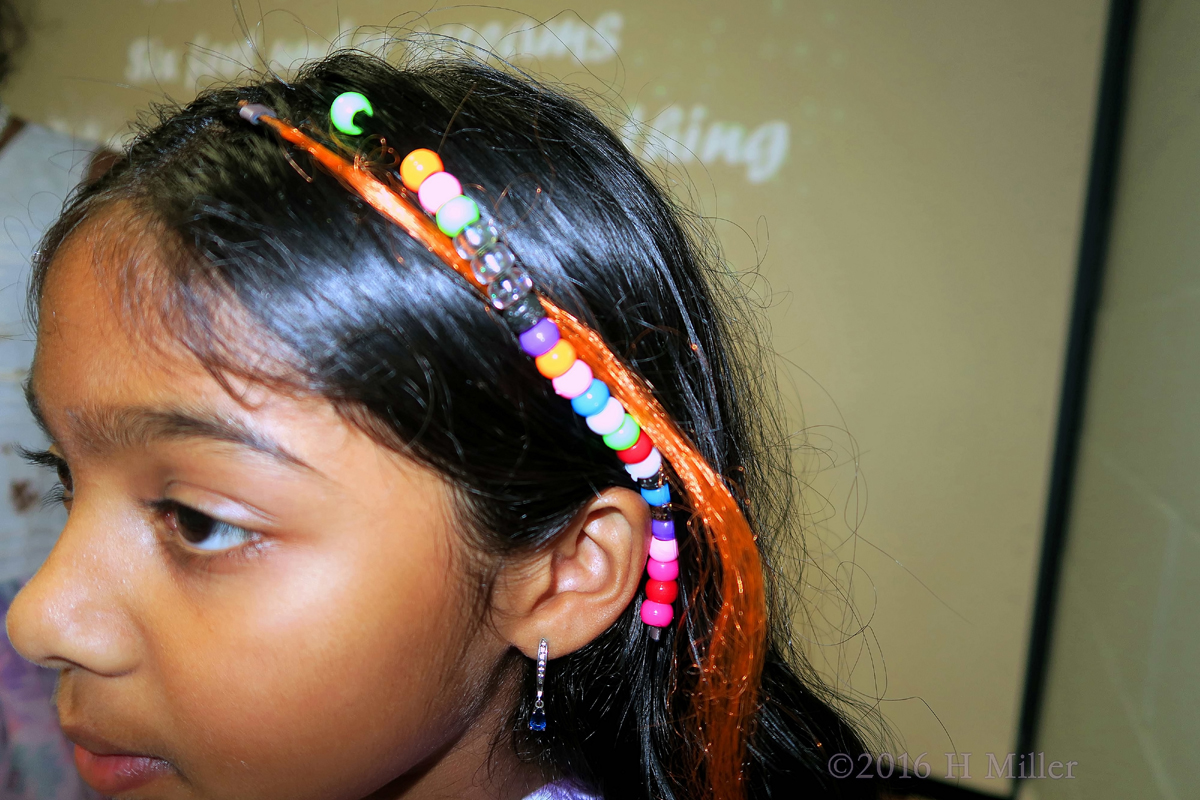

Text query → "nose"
[5,501,140,676]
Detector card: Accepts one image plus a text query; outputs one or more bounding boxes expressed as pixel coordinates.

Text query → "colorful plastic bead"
[473,243,516,285]
[417,171,462,214]
[646,557,679,582]
[652,519,675,540]
[640,599,674,627]
[488,264,534,310]
[645,579,678,605]
[625,447,662,479]
[400,148,443,191]
[502,296,546,333]
[435,195,480,237]
[553,360,593,398]
[586,397,626,436]
[519,318,560,357]
[646,558,679,582]
[640,484,671,506]
[617,431,653,464]
[454,220,499,260]
[535,340,576,379]
[602,414,640,451]
[330,92,374,135]
[649,537,678,562]
[571,379,610,417]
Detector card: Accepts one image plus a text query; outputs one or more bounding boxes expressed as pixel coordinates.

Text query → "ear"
[492,486,650,659]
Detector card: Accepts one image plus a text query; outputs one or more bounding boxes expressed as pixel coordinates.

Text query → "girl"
[4,52,878,799]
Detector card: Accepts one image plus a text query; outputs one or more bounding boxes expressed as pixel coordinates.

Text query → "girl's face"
[5,224,535,799]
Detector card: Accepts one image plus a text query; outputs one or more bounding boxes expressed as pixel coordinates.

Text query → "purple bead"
[519,318,560,357]
[652,519,675,540]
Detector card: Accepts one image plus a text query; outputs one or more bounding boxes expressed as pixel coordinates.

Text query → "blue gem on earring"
[529,638,549,732]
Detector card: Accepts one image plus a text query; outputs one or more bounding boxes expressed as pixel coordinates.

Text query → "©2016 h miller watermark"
[826,752,1078,780]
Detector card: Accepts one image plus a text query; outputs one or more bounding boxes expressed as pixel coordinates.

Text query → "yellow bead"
[535,340,576,379]
[400,149,444,192]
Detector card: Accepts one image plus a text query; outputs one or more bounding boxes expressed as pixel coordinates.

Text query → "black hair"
[30,51,879,799]
[0,0,26,88]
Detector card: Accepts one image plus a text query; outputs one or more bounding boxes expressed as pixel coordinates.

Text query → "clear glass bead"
[454,219,499,260]
[502,296,546,333]
[488,264,534,310]
[471,243,516,285]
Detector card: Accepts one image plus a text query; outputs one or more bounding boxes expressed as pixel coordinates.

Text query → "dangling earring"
[528,638,548,732]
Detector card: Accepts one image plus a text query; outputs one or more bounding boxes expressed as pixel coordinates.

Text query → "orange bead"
[535,340,577,379]
[400,148,444,192]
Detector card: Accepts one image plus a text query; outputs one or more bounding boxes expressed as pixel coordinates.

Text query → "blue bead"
[528,709,547,731]
[570,379,610,417]
[641,485,671,506]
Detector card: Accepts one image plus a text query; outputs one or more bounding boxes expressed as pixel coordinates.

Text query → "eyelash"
[19,447,262,562]
[18,447,74,509]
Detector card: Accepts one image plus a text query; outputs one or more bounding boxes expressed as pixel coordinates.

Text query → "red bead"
[616,430,653,464]
[645,579,678,604]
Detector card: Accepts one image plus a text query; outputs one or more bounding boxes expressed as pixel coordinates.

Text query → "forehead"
[34,213,194,400]
[34,204,300,401]
[31,213,301,445]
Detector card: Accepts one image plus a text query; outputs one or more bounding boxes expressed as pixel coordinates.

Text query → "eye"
[55,460,73,496]
[160,501,258,552]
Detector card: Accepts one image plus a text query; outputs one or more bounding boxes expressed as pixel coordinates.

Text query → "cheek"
[144,497,484,797]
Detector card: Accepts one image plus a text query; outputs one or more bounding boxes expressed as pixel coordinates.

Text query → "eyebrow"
[24,381,314,472]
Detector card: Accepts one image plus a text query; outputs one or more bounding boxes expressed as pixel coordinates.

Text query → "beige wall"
[1033,1,1200,798]
[3,2,1110,793]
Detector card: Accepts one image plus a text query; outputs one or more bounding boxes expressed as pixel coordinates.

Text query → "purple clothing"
[522,780,602,800]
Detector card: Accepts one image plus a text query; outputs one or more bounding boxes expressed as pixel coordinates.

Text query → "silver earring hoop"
[529,638,548,732]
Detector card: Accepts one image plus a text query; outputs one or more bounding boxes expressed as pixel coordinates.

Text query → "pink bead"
[640,599,674,627]
[624,447,662,479]
[552,359,594,398]
[417,171,462,214]
[646,557,679,581]
[649,537,678,562]
[585,397,625,435]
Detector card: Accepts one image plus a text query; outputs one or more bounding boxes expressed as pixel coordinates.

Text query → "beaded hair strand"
[237,97,767,800]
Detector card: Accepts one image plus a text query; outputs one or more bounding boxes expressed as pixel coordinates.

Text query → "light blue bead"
[570,379,610,417]
[641,485,671,506]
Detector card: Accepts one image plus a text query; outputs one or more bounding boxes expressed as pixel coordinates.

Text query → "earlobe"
[495,487,651,658]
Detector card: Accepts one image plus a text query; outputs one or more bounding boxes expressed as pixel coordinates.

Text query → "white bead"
[552,359,593,398]
[417,171,462,214]
[625,447,662,479]
[649,537,678,562]
[585,397,626,436]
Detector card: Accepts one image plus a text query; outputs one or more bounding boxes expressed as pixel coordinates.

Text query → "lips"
[72,744,173,795]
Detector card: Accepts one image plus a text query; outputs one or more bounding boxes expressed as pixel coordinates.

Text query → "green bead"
[436,196,481,237]
[330,92,374,135]
[602,414,640,451]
